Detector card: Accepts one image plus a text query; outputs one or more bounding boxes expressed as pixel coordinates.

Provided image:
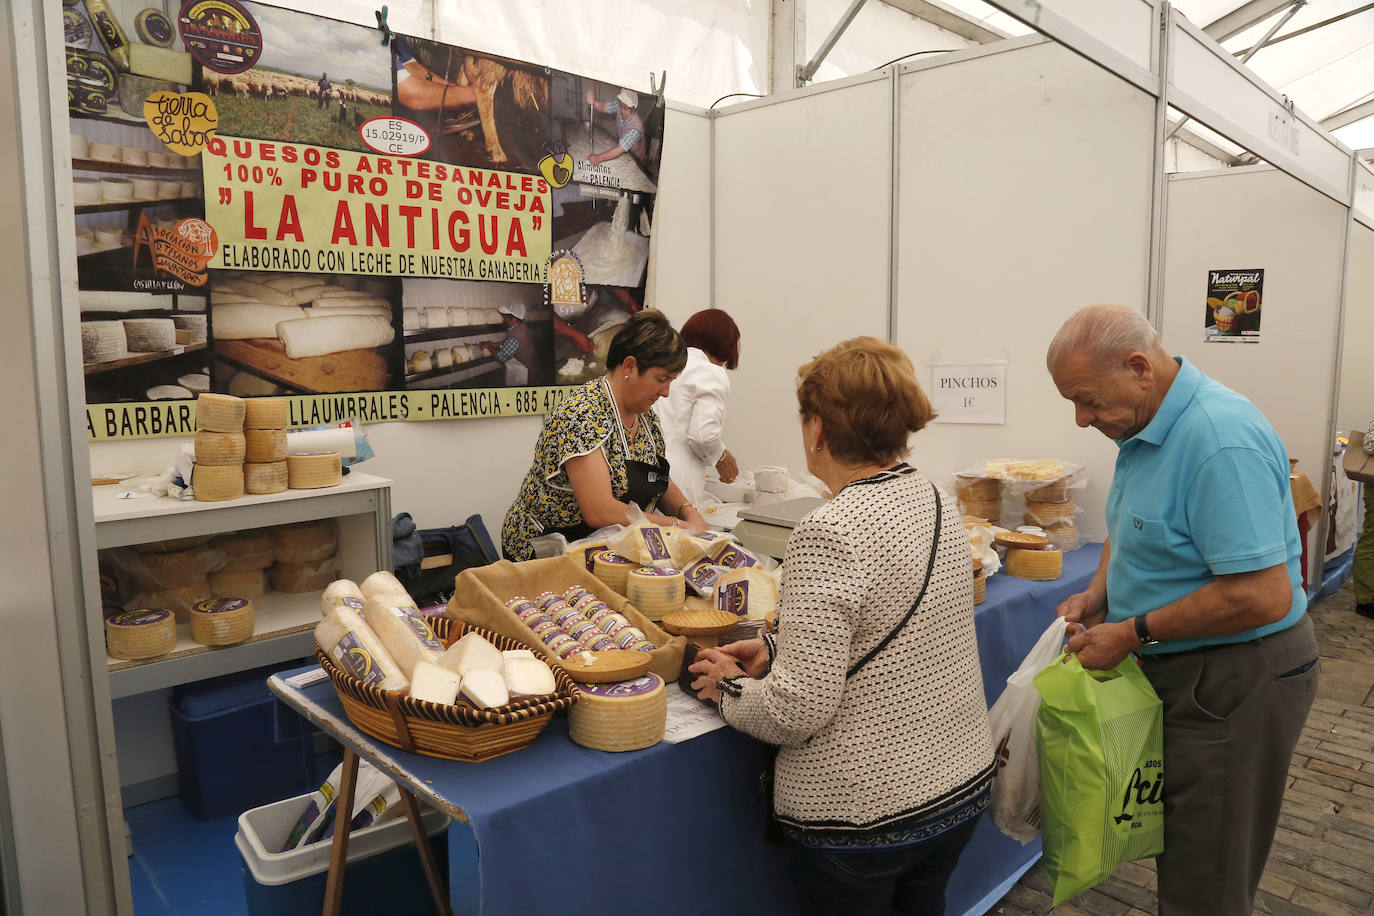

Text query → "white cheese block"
[120,146,149,166]
[440,632,504,678]
[74,177,101,204]
[448,307,470,327]
[243,399,288,429]
[276,315,395,358]
[196,393,245,432]
[131,177,158,200]
[504,656,556,699]
[216,276,299,307]
[106,608,177,660]
[213,303,308,339]
[244,461,288,494]
[193,464,244,502]
[315,608,409,692]
[409,660,461,705]
[321,579,366,617]
[244,428,287,462]
[303,305,391,320]
[715,568,779,620]
[286,451,342,489]
[128,44,191,83]
[402,308,420,331]
[177,372,211,392]
[269,520,337,564]
[208,568,268,601]
[269,559,338,593]
[88,140,121,162]
[81,321,127,363]
[100,178,133,202]
[194,430,245,465]
[310,294,391,310]
[569,674,666,752]
[178,180,199,198]
[156,179,181,199]
[362,596,443,679]
[459,669,509,709]
[423,307,450,329]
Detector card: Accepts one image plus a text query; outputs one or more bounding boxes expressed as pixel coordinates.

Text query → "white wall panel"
[895,41,1155,535]
[1162,168,1346,552]
[712,77,893,479]
[1337,222,1374,440]
[981,0,1158,91]
[647,107,713,323]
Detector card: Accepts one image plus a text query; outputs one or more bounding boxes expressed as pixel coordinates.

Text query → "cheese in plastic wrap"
[314,608,409,692]
[362,596,443,678]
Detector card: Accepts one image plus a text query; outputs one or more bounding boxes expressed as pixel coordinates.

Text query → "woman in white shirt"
[654,309,741,507]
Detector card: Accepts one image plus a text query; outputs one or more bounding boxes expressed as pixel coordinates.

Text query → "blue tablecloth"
[270,542,1102,916]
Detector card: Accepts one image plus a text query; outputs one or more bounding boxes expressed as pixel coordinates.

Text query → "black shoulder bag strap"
[845,480,943,681]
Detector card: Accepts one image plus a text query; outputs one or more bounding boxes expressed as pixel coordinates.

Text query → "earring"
[624,375,630,381]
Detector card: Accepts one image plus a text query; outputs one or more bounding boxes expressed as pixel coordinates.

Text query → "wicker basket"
[316,617,578,762]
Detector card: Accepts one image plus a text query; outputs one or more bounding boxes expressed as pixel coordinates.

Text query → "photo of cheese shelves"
[81,291,211,402]
[400,279,552,389]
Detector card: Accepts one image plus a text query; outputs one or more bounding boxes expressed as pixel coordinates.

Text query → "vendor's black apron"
[544,378,670,543]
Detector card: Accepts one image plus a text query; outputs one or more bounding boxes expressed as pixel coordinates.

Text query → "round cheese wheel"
[286,451,342,489]
[626,566,686,621]
[211,531,274,571]
[270,520,337,564]
[194,464,244,502]
[244,428,287,463]
[244,460,288,494]
[122,318,175,352]
[243,399,288,429]
[196,393,246,432]
[106,608,177,659]
[194,431,245,466]
[208,568,267,601]
[189,597,255,646]
[1006,546,1062,581]
[569,674,666,752]
[270,560,339,593]
[591,550,638,596]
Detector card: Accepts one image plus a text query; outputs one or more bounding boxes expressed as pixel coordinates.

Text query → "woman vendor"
[501,310,707,560]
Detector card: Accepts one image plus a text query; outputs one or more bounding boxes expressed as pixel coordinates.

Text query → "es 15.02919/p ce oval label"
[358,116,430,157]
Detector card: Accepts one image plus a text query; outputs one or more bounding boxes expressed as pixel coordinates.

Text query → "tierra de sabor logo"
[1210,271,1261,285]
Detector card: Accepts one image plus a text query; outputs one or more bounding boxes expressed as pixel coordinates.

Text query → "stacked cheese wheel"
[243,399,289,495]
[127,537,216,622]
[1026,478,1078,551]
[208,529,275,602]
[1005,546,1062,581]
[625,566,686,621]
[973,556,985,605]
[589,548,639,596]
[194,393,246,502]
[955,475,1001,525]
[268,520,340,593]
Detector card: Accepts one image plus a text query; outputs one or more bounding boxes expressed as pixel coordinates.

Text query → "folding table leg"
[322,748,360,916]
[399,786,454,916]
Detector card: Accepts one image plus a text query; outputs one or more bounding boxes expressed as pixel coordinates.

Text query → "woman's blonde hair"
[796,337,935,465]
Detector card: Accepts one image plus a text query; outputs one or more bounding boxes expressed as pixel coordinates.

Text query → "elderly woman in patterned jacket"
[501,309,705,560]
[690,337,994,916]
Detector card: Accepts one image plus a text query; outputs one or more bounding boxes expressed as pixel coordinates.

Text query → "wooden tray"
[659,608,740,638]
[994,530,1050,549]
[216,337,387,393]
[559,649,652,683]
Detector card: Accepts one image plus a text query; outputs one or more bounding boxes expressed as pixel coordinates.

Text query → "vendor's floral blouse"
[501,379,666,560]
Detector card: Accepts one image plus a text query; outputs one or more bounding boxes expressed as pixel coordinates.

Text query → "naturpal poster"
[64,0,666,439]
[1203,268,1263,343]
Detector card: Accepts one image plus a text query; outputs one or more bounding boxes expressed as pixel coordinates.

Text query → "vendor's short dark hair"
[681,309,740,370]
[607,310,688,374]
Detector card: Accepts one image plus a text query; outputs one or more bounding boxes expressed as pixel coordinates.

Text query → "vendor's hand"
[681,505,707,532]
[645,510,678,527]
[1058,590,1107,629]
[1066,619,1137,670]
[713,638,770,677]
[689,647,747,702]
[715,450,738,484]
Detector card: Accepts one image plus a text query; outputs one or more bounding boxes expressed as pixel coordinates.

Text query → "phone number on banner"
[86,387,574,440]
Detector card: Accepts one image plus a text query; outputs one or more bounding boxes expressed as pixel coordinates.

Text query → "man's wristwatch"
[1133,614,1160,647]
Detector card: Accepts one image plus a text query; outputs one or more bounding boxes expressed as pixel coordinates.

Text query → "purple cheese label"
[584,546,609,572]
[390,605,442,650]
[578,674,662,696]
[341,596,364,610]
[684,557,727,596]
[614,629,639,649]
[636,643,656,653]
[110,608,170,626]
[717,580,749,617]
[193,597,249,614]
[331,631,387,687]
[566,620,598,642]
[639,528,671,561]
[712,545,757,569]
[633,566,679,578]
[598,551,634,566]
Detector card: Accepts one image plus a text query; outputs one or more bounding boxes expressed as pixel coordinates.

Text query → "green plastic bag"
[1033,652,1164,905]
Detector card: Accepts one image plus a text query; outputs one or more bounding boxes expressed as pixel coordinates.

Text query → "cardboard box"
[447,555,686,682]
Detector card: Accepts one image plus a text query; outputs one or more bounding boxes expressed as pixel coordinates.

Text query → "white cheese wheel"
[193,464,244,502]
[243,398,288,429]
[120,146,148,166]
[434,347,453,369]
[74,177,101,204]
[88,140,121,161]
[208,568,267,601]
[276,315,395,358]
[286,451,342,489]
[106,608,177,660]
[459,669,509,709]
[196,393,246,432]
[70,134,90,159]
[626,567,686,621]
[81,321,127,363]
[147,385,192,400]
[212,303,308,339]
[212,531,273,571]
[244,428,287,462]
[569,674,666,752]
[444,307,468,327]
[360,571,411,603]
[270,521,337,564]
[156,179,181,199]
[321,579,366,617]
[131,177,158,200]
[122,318,176,352]
[194,431,245,466]
[440,632,504,678]
[423,307,450,329]
[409,660,461,705]
[177,372,211,393]
[715,568,778,620]
[402,307,420,331]
[100,178,133,202]
[244,461,288,494]
[270,559,339,593]
[362,596,443,678]
[315,608,409,692]
[171,314,208,342]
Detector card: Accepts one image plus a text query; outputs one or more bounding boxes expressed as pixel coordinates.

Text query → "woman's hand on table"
[715,637,770,677]
[689,648,747,703]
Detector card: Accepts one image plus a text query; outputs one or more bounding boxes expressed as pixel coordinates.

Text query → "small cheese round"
[243,399,288,429]
[244,461,288,495]
[194,431,245,466]
[244,428,287,462]
[106,608,177,660]
[193,464,244,502]
[286,451,342,489]
[196,393,246,432]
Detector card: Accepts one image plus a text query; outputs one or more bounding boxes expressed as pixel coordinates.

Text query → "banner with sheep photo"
[66,0,665,440]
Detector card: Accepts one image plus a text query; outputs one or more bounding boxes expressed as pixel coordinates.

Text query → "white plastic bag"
[988,616,1069,844]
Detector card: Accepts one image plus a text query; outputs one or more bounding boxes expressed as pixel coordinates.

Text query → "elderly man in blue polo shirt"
[1047,304,1318,915]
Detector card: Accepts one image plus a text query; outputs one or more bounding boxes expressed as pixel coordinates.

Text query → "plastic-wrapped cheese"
[612,524,676,565]
[208,567,267,601]
[315,608,409,692]
[459,669,508,709]
[320,579,366,617]
[409,661,460,706]
[715,568,778,620]
[269,559,337,593]
[270,520,337,564]
[360,570,409,601]
[212,531,273,571]
[362,596,442,678]
[440,632,504,678]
